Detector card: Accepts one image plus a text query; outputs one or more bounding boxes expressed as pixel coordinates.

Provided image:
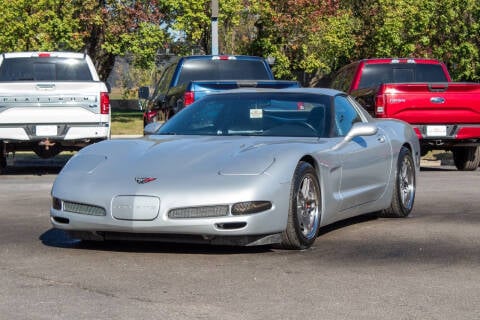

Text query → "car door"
[334,95,392,212]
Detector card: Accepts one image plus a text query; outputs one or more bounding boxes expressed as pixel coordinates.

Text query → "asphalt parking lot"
[0,155,479,320]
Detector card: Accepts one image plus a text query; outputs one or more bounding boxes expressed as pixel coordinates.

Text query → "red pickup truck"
[331,58,480,170]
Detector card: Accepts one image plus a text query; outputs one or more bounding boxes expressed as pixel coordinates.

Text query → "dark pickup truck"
[331,58,480,170]
[140,55,295,125]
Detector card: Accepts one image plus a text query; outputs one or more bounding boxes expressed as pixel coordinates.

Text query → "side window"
[334,96,362,136]
[157,64,176,94]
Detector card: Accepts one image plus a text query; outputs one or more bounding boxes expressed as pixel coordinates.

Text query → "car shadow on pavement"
[2,152,73,175]
[1,165,64,175]
[39,228,273,254]
[39,213,380,255]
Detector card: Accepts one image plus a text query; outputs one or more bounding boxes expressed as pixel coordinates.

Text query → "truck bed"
[377,82,480,124]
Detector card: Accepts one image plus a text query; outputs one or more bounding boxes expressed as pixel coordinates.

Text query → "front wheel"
[452,146,480,171]
[379,146,416,218]
[281,162,321,250]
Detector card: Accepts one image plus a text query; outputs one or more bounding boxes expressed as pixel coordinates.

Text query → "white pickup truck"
[0,51,110,172]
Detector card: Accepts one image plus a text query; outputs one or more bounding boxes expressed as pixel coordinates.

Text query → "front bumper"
[414,124,480,147]
[0,123,110,141]
[50,184,290,244]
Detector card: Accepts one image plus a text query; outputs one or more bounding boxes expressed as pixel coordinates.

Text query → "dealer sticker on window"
[250,109,263,119]
[426,125,447,137]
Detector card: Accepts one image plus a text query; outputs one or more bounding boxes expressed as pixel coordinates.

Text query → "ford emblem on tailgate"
[430,97,445,104]
[135,177,157,184]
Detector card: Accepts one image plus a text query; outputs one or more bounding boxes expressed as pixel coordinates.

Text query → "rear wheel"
[452,146,480,171]
[0,143,6,174]
[281,162,321,250]
[379,146,415,218]
[0,154,6,174]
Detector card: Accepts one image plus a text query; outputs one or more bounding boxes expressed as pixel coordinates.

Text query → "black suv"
[139,55,275,124]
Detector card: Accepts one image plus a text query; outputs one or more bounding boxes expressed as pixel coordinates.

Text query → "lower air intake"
[168,205,229,219]
[63,201,106,216]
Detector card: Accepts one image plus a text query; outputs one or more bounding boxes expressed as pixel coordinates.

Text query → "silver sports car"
[50,88,420,250]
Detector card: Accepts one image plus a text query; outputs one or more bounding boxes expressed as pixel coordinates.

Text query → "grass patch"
[111,110,143,135]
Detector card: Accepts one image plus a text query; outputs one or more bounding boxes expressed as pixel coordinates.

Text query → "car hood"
[61,135,322,180]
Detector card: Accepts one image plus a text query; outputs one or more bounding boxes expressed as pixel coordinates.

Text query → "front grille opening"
[215,222,247,230]
[63,201,106,216]
[168,205,229,219]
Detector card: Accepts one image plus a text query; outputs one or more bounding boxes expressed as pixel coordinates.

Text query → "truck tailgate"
[382,83,480,124]
[0,82,107,124]
[189,80,300,101]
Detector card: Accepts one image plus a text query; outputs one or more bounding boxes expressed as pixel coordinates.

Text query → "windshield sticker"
[250,109,263,119]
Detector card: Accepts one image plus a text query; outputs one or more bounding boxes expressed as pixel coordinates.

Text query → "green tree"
[159,0,259,55]
[252,0,358,86]
[0,0,83,52]
[78,0,167,80]
[348,0,480,81]
[0,0,168,81]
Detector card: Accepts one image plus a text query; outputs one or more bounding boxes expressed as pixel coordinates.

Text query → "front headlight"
[52,197,62,210]
[231,201,272,215]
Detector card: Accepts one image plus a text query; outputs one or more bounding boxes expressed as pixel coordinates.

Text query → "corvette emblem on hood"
[135,177,157,184]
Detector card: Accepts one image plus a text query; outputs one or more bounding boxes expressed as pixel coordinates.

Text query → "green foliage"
[1,0,480,84]
[353,0,480,81]
[0,0,168,81]
[159,0,259,55]
[252,1,358,85]
[0,0,83,52]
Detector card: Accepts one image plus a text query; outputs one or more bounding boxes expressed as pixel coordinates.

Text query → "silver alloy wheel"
[296,175,320,239]
[399,156,415,210]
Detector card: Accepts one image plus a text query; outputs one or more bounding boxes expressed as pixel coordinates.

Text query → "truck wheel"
[379,146,415,218]
[33,145,61,159]
[281,162,321,250]
[0,143,6,174]
[0,155,6,174]
[453,146,480,171]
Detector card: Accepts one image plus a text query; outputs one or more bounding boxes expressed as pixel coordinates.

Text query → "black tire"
[379,146,416,218]
[452,146,480,171]
[0,143,6,174]
[0,156,6,174]
[281,162,321,250]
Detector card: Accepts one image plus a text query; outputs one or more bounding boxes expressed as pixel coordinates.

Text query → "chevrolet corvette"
[50,88,420,249]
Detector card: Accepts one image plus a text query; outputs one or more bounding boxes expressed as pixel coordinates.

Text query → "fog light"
[52,197,62,210]
[231,201,272,215]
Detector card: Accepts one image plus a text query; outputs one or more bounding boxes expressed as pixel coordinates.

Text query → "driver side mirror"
[138,86,150,100]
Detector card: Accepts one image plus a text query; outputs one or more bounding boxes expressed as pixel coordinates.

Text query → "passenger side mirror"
[138,86,150,100]
[344,122,378,143]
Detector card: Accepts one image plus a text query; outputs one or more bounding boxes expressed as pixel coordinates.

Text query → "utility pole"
[211,0,219,55]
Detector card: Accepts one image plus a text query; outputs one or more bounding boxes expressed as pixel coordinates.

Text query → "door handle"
[377,135,386,143]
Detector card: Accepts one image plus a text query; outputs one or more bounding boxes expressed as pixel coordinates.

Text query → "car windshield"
[157,92,332,138]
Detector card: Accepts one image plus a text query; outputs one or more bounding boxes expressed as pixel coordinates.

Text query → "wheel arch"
[400,141,420,170]
[298,154,325,223]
